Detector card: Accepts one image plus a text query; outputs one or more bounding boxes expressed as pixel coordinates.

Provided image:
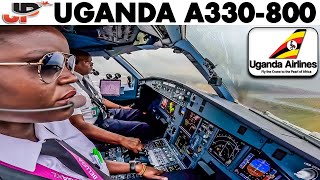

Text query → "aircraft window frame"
[89,56,133,87]
[120,48,217,95]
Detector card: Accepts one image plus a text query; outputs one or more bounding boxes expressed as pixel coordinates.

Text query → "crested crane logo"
[2,2,52,24]
[269,29,306,59]
[249,28,318,77]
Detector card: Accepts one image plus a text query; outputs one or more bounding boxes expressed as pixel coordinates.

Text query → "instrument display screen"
[208,129,245,166]
[160,97,176,117]
[181,110,202,136]
[174,130,190,155]
[100,79,121,96]
[234,149,289,180]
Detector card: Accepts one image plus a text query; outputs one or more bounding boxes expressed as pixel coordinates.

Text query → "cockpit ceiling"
[58,25,173,52]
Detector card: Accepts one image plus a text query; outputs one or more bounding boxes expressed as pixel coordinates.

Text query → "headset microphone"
[0,95,86,123]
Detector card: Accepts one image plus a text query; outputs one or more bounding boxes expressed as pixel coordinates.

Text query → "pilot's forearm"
[106,161,130,174]
[105,161,144,175]
[82,124,125,144]
[102,98,122,109]
[69,115,124,145]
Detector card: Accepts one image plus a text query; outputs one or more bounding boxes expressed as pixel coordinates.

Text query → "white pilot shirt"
[0,120,110,179]
[72,72,103,124]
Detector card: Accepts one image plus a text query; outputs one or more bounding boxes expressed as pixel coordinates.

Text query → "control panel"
[138,78,320,180]
[106,139,185,180]
[187,120,215,161]
[149,80,191,106]
[145,139,184,172]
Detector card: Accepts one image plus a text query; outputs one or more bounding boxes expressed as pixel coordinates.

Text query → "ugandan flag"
[269,29,306,59]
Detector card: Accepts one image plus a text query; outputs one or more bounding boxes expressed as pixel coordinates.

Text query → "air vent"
[272,149,287,161]
[199,106,204,112]
[237,126,247,135]
[190,102,194,107]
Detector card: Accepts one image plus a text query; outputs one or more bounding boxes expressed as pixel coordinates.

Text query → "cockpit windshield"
[186,25,320,133]
[121,48,217,94]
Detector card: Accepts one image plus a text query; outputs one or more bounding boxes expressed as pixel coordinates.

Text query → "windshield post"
[174,39,235,102]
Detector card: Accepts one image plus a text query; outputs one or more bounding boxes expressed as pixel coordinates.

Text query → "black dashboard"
[137,77,320,180]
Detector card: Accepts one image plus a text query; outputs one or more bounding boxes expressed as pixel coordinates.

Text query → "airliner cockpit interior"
[58,25,320,180]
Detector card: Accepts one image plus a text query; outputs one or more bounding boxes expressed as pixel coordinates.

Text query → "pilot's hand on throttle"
[136,165,167,180]
[121,137,144,153]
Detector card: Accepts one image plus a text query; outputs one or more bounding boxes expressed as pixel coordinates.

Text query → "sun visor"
[60,25,162,53]
[63,32,116,50]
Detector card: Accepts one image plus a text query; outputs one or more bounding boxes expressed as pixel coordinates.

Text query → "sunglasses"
[0,52,76,84]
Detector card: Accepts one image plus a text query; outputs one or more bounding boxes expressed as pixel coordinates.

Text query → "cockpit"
[2,25,320,180]
[58,25,320,180]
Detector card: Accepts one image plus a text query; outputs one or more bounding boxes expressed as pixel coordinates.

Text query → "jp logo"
[2,2,51,24]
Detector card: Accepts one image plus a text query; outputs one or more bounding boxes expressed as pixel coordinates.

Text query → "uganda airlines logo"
[2,2,52,24]
[269,29,306,59]
[249,28,318,77]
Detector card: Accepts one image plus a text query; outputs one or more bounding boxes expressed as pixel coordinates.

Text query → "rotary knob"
[178,95,185,101]
[294,168,318,180]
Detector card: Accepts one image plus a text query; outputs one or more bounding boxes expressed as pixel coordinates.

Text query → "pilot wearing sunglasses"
[0,26,166,180]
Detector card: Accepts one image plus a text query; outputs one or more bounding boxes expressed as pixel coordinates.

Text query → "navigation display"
[100,80,121,96]
[234,149,289,180]
[174,130,190,155]
[160,97,176,116]
[208,129,246,166]
[181,110,202,136]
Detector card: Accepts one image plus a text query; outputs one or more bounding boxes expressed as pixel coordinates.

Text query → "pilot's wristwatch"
[129,161,140,173]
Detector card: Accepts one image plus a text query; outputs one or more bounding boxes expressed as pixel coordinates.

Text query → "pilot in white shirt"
[72,72,102,124]
[69,50,156,141]
[0,120,109,180]
[0,26,165,180]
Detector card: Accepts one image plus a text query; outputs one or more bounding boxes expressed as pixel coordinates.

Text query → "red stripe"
[269,37,304,58]
[284,55,297,59]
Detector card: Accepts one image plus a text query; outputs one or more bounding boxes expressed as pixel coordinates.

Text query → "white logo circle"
[287,40,298,50]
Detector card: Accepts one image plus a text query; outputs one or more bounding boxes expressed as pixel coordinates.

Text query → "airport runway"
[250,94,320,113]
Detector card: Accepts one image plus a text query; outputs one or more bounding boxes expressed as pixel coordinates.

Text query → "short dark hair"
[70,49,91,64]
[0,26,62,46]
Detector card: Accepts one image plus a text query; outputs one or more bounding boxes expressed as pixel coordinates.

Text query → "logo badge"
[2,2,51,24]
[249,28,318,77]
[269,29,306,59]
